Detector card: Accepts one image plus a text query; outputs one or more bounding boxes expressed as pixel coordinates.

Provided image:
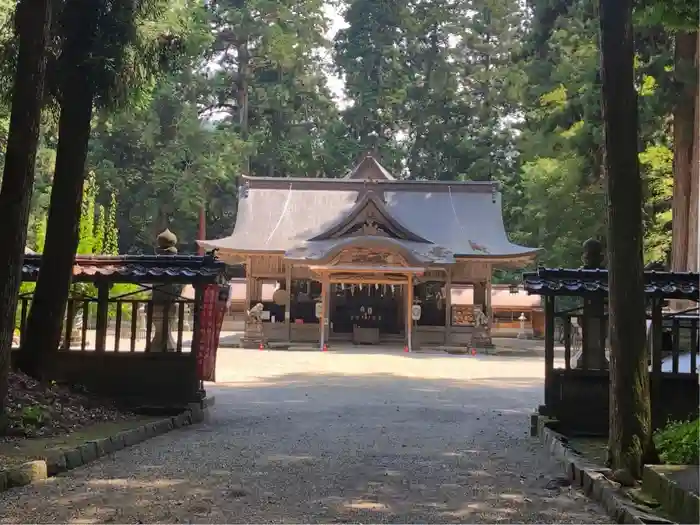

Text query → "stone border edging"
[643,465,699,524]
[532,413,674,525]
[0,409,200,493]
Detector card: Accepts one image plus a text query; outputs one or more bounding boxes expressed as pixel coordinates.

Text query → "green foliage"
[0,0,683,277]
[20,405,48,427]
[512,0,675,267]
[640,144,673,263]
[89,78,248,251]
[654,419,700,465]
[635,0,700,31]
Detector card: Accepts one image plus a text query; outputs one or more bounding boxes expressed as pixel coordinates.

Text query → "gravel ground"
[0,348,608,523]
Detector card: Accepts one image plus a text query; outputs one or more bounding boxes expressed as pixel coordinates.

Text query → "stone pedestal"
[576,296,609,369]
[471,326,493,348]
[150,303,178,352]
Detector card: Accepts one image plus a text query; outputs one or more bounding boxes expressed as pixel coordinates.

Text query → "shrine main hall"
[198,155,538,349]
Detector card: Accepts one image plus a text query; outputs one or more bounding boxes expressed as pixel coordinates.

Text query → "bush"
[653,418,700,465]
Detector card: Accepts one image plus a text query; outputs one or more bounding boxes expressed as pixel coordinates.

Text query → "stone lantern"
[149,228,182,352]
[517,312,528,339]
[576,238,609,369]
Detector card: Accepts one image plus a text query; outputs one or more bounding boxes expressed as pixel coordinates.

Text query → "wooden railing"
[14,291,195,354]
[554,306,698,375]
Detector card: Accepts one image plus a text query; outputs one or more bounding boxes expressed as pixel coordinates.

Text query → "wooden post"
[244,256,252,309]
[191,284,204,398]
[406,273,413,352]
[544,295,555,411]
[285,263,292,341]
[485,274,493,334]
[319,273,328,350]
[444,268,452,345]
[95,282,110,352]
[650,296,663,426]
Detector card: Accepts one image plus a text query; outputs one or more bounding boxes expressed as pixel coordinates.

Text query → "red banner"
[196,284,228,382]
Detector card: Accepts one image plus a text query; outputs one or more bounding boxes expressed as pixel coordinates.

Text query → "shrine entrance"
[310,261,421,349]
[328,282,405,343]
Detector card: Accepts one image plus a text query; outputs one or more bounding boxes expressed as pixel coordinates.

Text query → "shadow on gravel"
[0,371,608,524]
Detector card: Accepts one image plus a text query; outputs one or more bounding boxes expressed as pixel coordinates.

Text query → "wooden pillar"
[444,268,452,345]
[285,263,292,341]
[319,273,329,350]
[472,280,489,346]
[244,256,252,309]
[650,296,663,427]
[543,295,555,411]
[485,275,493,328]
[473,281,486,311]
[95,282,110,352]
[406,274,413,352]
[191,284,205,396]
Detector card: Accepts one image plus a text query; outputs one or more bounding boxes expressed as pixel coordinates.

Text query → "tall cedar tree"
[598,0,654,479]
[670,31,697,271]
[0,0,52,424]
[19,0,174,379]
[17,0,100,378]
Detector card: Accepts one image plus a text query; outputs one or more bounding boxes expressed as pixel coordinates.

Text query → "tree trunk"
[18,76,94,380]
[198,204,206,255]
[0,0,52,424]
[236,41,250,176]
[599,0,653,480]
[687,33,700,272]
[670,32,697,272]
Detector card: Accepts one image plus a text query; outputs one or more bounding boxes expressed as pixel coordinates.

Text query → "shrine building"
[198,154,538,349]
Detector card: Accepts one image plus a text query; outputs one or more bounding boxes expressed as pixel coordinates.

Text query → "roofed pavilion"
[198,154,538,349]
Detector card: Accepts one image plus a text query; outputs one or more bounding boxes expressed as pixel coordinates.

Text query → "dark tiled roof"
[523,267,699,300]
[198,156,538,260]
[21,254,230,284]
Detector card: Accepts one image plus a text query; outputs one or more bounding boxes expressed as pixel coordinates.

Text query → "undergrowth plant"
[653,418,699,465]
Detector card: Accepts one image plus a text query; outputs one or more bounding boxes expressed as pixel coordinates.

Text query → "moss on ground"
[568,436,608,466]
[0,417,159,471]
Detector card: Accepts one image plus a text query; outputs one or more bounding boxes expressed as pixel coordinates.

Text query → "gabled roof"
[309,190,429,243]
[344,154,395,180]
[198,163,539,261]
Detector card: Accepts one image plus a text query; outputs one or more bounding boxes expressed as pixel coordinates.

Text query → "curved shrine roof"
[198,156,538,261]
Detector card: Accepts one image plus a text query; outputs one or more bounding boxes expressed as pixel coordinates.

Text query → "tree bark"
[687,33,699,273]
[236,41,250,176]
[18,75,94,380]
[670,32,697,272]
[598,0,653,480]
[0,0,52,425]
[198,203,206,255]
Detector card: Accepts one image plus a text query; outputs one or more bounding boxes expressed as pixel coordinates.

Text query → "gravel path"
[0,349,608,523]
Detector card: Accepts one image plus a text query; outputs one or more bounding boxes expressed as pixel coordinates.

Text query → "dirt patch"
[1,370,151,470]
